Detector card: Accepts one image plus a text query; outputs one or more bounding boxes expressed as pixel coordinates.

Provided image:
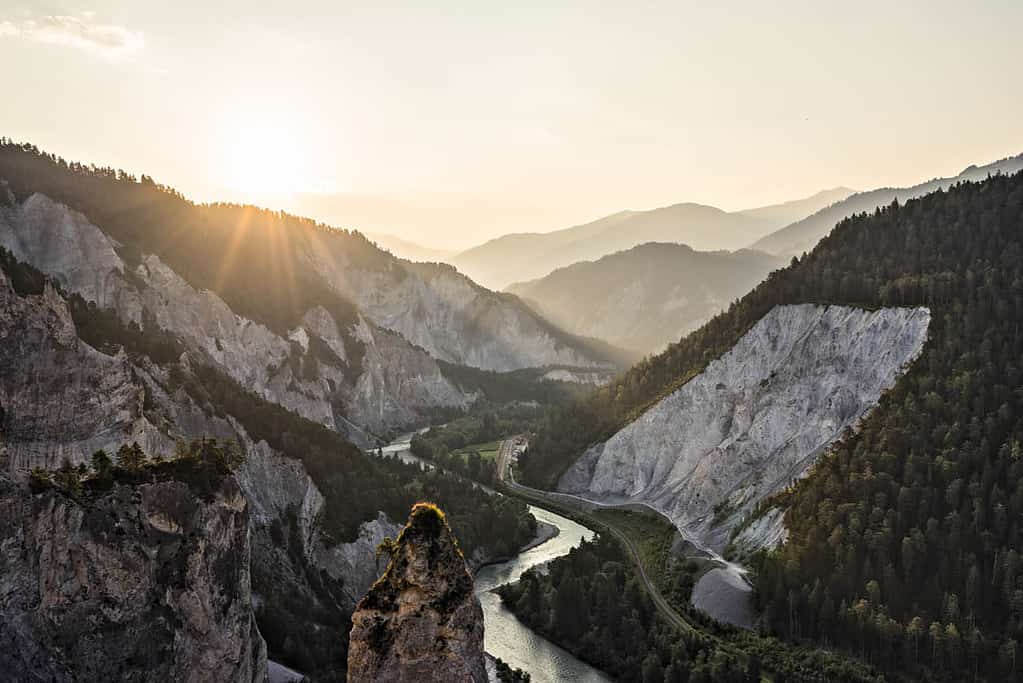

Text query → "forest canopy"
[522,170,1023,680]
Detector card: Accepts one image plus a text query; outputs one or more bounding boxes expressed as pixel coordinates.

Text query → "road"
[495,438,696,634]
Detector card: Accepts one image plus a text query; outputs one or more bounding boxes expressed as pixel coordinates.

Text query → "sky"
[2,1,1021,250]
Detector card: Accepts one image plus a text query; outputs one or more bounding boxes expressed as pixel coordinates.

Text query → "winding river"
[475,505,612,683]
[371,433,612,682]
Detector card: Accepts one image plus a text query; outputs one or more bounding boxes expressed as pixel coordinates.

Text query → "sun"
[221,123,307,200]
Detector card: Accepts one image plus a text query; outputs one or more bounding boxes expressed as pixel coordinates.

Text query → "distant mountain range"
[752,153,1023,255]
[507,243,784,354]
[450,188,853,290]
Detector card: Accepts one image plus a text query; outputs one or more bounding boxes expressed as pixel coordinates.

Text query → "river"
[370,429,434,468]
[370,433,612,682]
[475,505,612,683]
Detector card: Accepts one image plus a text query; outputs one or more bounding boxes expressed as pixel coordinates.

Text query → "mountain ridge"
[751,153,1023,255]
[506,242,784,354]
[0,141,626,442]
[450,188,852,290]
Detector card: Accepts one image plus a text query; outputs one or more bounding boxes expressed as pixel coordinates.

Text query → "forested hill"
[751,153,1023,256]
[507,243,783,354]
[521,169,1023,680]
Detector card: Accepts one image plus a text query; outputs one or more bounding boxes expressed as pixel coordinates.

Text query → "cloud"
[0,13,144,57]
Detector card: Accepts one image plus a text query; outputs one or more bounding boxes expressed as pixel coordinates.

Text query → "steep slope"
[751,153,1023,256]
[348,503,486,683]
[0,192,469,439]
[507,243,783,353]
[737,186,854,227]
[452,203,770,290]
[307,244,616,372]
[558,304,930,553]
[0,461,266,682]
[522,171,1023,680]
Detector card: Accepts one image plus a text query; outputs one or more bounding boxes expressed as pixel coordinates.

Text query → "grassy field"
[450,439,502,462]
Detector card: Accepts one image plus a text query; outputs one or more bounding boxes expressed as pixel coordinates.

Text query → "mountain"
[452,203,770,291]
[365,232,458,263]
[0,140,557,681]
[347,503,486,683]
[0,142,622,442]
[752,153,1023,255]
[522,169,1023,680]
[507,243,784,354]
[737,186,854,226]
[0,240,542,680]
[450,188,846,291]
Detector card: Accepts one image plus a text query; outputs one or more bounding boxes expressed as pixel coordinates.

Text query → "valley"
[5,3,1023,680]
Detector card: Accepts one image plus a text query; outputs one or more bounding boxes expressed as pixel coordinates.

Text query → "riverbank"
[475,505,611,683]
[520,519,559,553]
[470,519,560,572]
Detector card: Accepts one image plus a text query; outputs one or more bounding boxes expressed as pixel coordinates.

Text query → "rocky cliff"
[347,503,487,683]
[0,192,473,437]
[303,232,615,372]
[558,304,930,554]
[0,250,400,672]
[0,189,617,439]
[0,472,266,682]
[0,266,166,475]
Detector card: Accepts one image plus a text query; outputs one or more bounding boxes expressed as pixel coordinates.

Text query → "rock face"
[0,269,166,475]
[303,235,612,372]
[348,503,487,683]
[0,474,267,682]
[0,191,612,437]
[0,250,394,664]
[0,192,473,436]
[559,304,931,554]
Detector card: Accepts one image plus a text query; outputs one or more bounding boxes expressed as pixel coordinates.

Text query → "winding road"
[494,438,696,634]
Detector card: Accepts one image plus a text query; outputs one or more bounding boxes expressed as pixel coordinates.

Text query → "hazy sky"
[2,1,1021,249]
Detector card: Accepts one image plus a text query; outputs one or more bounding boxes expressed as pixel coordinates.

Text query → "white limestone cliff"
[302,231,612,372]
[0,192,472,436]
[559,304,930,555]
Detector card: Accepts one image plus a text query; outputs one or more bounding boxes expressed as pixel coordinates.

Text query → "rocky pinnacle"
[347,503,487,683]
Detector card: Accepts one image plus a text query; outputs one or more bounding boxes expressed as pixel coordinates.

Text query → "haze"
[2,0,1020,249]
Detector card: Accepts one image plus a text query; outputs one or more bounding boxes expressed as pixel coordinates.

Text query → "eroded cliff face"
[303,232,611,372]
[0,269,166,475]
[558,304,931,554]
[0,253,397,663]
[0,474,267,682]
[0,192,473,437]
[347,503,487,683]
